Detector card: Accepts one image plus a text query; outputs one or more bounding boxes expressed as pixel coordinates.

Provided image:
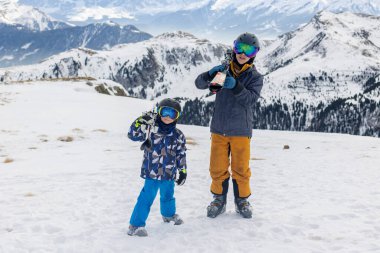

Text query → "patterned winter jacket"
[128,118,187,181]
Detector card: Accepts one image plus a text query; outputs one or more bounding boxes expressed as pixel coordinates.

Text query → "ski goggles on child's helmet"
[158,106,180,120]
[233,41,259,58]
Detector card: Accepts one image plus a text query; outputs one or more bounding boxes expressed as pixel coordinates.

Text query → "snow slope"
[1,81,380,252]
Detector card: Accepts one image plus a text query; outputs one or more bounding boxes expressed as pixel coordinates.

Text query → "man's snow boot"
[127,225,148,237]
[162,214,184,225]
[207,194,226,218]
[235,197,252,218]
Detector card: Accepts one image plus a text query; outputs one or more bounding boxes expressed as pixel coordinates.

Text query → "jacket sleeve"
[176,132,187,171]
[231,73,263,109]
[127,118,147,142]
[195,71,212,90]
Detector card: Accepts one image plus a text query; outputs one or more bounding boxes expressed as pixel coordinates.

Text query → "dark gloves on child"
[176,168,187,186]
[208,65,226,77]
[137,112,156,126]
[223,73,236,89]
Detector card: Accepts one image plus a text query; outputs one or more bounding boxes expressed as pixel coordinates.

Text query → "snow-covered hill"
[17,0,380,42]
[1,81,380,252]
[0,0,70,31]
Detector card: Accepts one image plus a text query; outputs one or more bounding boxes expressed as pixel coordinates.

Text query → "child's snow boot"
[162,214,184,225]
[235,197,252,218]
[127,225,148,237]
[207,194,226,218]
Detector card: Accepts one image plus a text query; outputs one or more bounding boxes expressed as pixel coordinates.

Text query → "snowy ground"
[1,81,380,253]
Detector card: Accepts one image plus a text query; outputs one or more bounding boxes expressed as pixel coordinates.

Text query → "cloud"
[211,0,237,11]
[68,6,135,22]
[138,0,211,14]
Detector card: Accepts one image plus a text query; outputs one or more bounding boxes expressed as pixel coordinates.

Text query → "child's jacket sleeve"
[176,130,187,171]
[127,118,147,142]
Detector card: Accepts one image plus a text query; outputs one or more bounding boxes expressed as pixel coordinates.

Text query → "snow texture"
[1,81,380,252]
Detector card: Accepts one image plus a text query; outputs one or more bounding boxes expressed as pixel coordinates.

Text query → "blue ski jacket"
[128,118,187,181]
[195,66,263,137]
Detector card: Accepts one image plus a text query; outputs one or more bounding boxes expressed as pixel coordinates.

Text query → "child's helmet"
[235,32,260,49]
[158,98,181,114]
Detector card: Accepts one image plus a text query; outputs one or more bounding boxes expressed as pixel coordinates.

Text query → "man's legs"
[209,133,231,195]
[208,133,231,218]
[230,136,253,218]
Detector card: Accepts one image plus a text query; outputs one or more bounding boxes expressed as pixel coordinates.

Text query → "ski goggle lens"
[158,106,180,120]
[233,41,259,58]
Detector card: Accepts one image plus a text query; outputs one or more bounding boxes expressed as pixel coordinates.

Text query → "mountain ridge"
[0,22,152,67]
[1,11,379,137]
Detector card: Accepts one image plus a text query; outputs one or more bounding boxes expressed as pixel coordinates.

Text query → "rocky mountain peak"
[156,31,198,40]
[0,0,70,31]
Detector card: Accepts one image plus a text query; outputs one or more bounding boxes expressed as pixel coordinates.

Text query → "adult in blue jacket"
[195,32,264,219]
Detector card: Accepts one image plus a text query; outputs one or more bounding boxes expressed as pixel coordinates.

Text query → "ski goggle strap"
[233,41,259,58]
[158,106,181,120]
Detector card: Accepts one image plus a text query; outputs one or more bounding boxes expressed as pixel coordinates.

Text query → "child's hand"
[176,168,187,186]
[137,112,156,126]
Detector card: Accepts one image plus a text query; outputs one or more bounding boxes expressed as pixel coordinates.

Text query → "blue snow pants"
[130,178,175,227]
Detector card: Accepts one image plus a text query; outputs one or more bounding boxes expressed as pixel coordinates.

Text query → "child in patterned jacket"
[127,98,187,237]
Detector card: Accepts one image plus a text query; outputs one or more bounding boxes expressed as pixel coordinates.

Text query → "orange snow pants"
[209,133,252,198]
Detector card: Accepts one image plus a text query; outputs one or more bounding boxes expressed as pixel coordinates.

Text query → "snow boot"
[235,197,252,219]
[207,194,226,218]
[127,225,148,237]
[162,214,184,225]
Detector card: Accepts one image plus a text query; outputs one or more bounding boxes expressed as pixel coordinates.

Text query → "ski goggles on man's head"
[233,41,259,58]
[158,106,180,120]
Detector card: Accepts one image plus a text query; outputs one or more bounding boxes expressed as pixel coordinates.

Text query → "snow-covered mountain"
[0,22,152,67]
[1,11,379,103]
[17,0,380,42]
[1,12,379,137]
[0,31,226,99]
[258,11,380,104]
[0,0,70,31]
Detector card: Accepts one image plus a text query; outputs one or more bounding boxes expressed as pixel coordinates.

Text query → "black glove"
[176,168,187,186]
[209,83,223,94]
[137,112,156,126]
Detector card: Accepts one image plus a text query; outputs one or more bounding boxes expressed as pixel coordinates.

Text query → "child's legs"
[159,180,176,217]
[130,179,159,227]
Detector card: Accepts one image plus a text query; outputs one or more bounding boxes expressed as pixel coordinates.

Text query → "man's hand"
[208,65,226,77]
[223,73,236,89]
[209,83,223,94]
